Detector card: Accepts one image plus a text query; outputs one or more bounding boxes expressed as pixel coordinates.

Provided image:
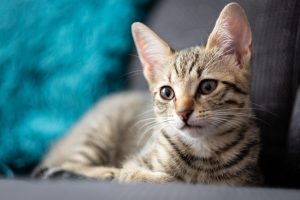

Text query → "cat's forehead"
[173,47,207,69]
[169,46,226,80]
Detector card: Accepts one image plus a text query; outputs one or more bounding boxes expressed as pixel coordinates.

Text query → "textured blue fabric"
[0,0,151,176]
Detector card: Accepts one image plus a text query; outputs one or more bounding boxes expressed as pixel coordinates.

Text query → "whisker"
[135,109,154,118]
[213,112,271,127]
[122,69,143,78]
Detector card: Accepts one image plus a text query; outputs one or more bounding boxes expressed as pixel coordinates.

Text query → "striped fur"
[33,3,262,186]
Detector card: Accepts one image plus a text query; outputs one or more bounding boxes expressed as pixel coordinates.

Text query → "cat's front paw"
[32,167,93,180]
[58,164,120,181]
[83,167,120,181]
[119,169,176,183]
[42,167,86,179]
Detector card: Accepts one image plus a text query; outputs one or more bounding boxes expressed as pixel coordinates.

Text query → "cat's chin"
[179,125,210,138]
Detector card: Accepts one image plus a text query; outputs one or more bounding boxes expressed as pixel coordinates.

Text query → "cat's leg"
[35,163,119,180]
[61,163,120,180]
[117,168,176,183]
[42,163,175,183]
[34,167,96,180]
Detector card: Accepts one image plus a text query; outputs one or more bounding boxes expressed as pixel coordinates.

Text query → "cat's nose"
[177,109,193,122]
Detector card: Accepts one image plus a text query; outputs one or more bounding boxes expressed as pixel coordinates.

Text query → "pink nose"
[177,110,193,122]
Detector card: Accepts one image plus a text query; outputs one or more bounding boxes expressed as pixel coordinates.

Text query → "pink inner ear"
[134,35,156,80]
[137,34,167,67]
[219,17,251,56]
[207,3,252,67]
[132,22,173,82]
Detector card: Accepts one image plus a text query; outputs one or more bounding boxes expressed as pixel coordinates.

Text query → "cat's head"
[132,3,252,137]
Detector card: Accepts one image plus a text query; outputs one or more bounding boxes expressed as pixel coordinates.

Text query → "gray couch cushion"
[1,180,300,200]
[286,86,300,186]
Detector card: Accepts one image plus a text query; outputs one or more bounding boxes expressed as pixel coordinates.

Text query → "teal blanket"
[0,0,151,177]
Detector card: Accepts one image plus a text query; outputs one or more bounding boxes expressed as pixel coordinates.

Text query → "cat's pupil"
[204,83,212,91]
[165,89,171,97]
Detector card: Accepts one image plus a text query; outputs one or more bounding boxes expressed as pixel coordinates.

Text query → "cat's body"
[34,3,263,186]
[39,92,152,170]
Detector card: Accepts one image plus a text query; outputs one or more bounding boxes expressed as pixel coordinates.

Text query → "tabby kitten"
[34,3,262,186]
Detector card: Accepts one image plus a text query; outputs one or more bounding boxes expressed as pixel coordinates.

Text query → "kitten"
[33,2,262,186]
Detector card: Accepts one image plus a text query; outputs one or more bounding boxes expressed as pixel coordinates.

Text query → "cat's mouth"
[173,117,207,131]
[179,123,207,138]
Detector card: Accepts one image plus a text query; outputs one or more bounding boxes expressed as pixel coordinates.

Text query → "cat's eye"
[199,79,217,95]
[160,86,175,100]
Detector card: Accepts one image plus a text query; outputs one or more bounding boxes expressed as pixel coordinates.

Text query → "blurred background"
[0,0,299,189]
[0,0,153,177]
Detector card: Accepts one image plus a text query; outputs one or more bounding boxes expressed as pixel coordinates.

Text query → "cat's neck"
[161,123,248,158]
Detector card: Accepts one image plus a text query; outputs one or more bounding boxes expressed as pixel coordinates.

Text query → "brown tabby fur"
[33,2,262,186]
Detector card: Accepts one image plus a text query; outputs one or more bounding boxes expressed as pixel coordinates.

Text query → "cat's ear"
[132,22,173,83]
[206,3,252,67]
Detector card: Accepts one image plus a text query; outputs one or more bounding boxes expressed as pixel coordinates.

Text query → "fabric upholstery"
[1,180,300,200]
[285,86,300,187]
